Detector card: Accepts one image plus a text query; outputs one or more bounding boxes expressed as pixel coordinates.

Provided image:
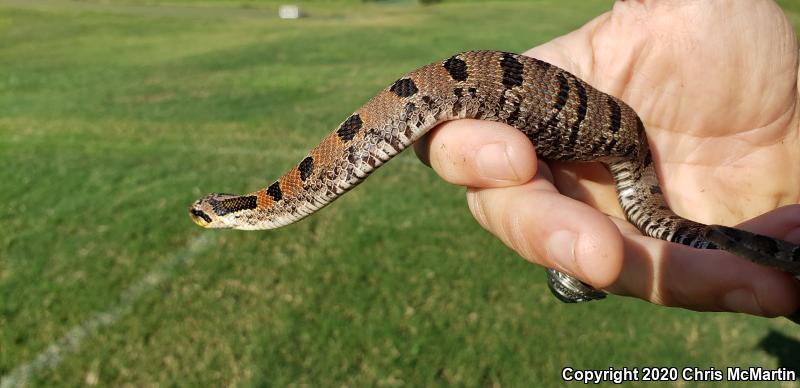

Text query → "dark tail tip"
[705,225,800,275]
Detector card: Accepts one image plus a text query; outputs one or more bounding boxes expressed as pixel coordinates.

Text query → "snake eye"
[189,207,213,226]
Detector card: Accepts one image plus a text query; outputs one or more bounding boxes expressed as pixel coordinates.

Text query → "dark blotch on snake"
[191,208,213,223]
[452,99,463,116]
[336,114,363,141]
[624,144,638,158]
[604,138,618,154]
[404,102,417,115]
[298,156,314,181]
[421,95,434,106]
[752,234,779,254]
[555,73,570,110]
[608,97,622,133]
[500,52,524,88]
[390,78,418,97]
[443,56,468,81]
[568,80,588,143]
[345,145,357,164]
[649,186,662,195]
[671,225,692,244]
[542,73,570,130]
[267,182,283,202]
[216,195,257,215]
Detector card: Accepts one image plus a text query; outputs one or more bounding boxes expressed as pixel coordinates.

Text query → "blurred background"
[2,0,800,386]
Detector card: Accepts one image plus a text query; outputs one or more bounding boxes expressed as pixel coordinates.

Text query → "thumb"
[413,119,537,188]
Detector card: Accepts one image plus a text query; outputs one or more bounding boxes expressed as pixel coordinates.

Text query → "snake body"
[190,51,800,301]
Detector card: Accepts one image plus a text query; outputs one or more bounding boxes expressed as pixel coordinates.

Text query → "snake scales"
[189,50,800,302]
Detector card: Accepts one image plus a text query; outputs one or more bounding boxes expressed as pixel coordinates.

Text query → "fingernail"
[476,143,519,182]
[546,231,578,275]
[721,288,763,315]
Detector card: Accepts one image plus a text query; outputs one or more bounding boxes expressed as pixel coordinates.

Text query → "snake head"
[188,193,240,229]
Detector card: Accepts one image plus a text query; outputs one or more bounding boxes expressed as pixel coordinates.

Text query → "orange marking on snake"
[255,190,272,209]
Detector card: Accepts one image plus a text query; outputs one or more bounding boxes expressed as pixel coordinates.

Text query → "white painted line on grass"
[1,234,212,388]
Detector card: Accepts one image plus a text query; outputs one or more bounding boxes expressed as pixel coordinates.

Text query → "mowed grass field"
[2,0,800,386]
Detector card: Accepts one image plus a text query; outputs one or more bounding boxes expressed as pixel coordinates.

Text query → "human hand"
[415,0,800,317]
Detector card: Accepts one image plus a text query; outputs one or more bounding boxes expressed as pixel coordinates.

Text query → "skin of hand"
[414,0,800,317]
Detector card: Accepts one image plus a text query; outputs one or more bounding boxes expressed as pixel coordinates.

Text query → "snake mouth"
[189,206,212,228]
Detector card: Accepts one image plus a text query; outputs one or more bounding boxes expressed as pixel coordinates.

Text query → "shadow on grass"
[757,330,800,373]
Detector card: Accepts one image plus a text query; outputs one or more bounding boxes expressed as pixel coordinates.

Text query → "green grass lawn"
[2,0,800,386]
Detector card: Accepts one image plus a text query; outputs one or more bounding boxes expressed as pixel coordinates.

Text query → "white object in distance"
[279,5,301,19]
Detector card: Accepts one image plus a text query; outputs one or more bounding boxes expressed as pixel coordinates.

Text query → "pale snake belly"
[189,50,800,303]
